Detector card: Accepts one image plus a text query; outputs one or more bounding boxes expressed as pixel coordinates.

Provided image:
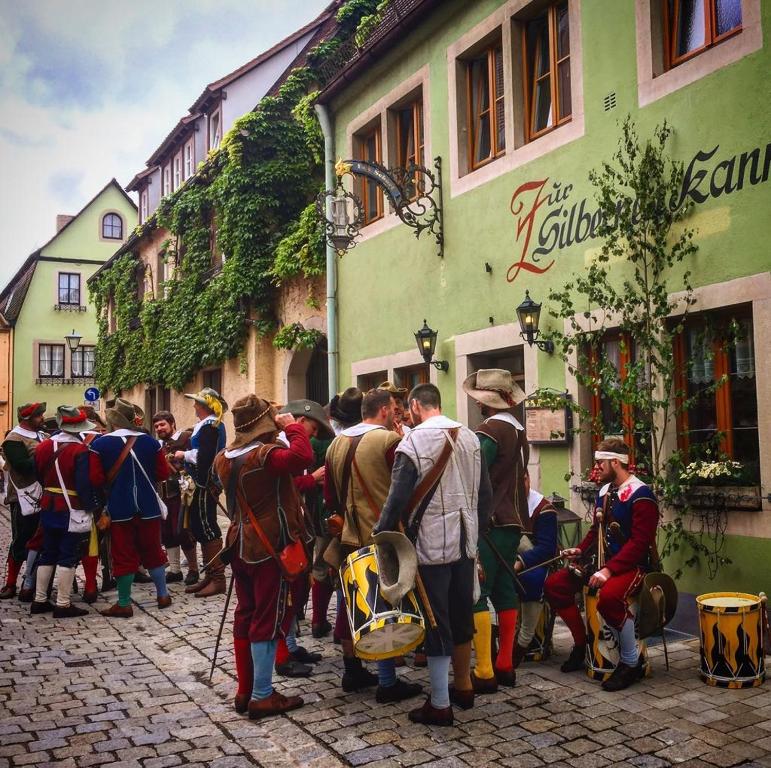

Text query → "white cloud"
[0,0,330,285]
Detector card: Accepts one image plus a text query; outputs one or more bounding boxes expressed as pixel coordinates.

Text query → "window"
[674,310,759,481]
[523,2,571,142]
[209,110,222,150]
[394,97,425,199]
[101,213,123,240]
[71,345,95,378]
[465,41,505,170]
[162,165,171,197]
[173,154,182,190]
[354,124,384,225]
[664,0,742,68]
[39,344,64,378]
[395,364,430,391]
[357,370,387,392]
[140,190,149,223]
[184,140,194,180]
[202,368,222,394]
[58,273,81,306]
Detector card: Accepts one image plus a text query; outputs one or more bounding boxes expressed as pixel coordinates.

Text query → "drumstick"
[397,523,438,630]
[516,551,570,576]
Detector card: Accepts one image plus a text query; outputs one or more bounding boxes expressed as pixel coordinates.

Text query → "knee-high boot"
[194,539,226,598]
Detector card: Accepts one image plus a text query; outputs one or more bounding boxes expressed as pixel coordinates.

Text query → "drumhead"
[697,592,760,611]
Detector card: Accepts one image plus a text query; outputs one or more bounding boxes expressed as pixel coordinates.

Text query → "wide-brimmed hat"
[329,387,363,428]
[462,368,526,410]
[56,405,96,435]
[105,398,142,431]
[280,400,335,441]
[184,387,229,415]
[17,402,46,423]
[378,380,407,397]
[228,394,277,450]
[372,531,418,607]
[637,572,678,639]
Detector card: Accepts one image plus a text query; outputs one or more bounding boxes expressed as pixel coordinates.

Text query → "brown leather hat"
[228,395,277,450]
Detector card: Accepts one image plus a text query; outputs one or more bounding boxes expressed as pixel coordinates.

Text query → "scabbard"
[481,531,526,600]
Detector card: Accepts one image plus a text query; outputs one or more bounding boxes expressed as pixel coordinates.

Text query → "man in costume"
[375,383,492,726]
[512,471,559,668]
[328,387,363,436]
[544,438,659,691]
[463,369,529,692]
[273,399,336,676]
[91,398,172,618]
[213,394,311,719]
[152,411,194,584]
[378,381,410,437]
[325,388,422,702]
[173,388,228,598]
[1,402,47,599]
[31,406,105,618]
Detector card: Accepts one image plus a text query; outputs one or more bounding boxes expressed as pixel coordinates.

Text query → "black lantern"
[65,329,82,353]
[414,320,449,371]
[516,291,554,353]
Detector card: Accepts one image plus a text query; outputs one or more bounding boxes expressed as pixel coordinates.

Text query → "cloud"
[0,0,330,285]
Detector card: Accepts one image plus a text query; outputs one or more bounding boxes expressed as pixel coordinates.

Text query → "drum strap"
[402,428,459,540]
[339,434,365,543]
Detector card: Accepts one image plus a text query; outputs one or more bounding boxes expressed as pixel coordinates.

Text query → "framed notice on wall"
[524,393,573,446]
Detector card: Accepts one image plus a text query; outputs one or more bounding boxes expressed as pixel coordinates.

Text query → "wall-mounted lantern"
[65,329,82,353]
[414,320,449,371]
[516,291,554,354]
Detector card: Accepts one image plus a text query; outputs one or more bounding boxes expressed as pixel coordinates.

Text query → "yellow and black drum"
[584,587,650,681]
[341,545,425,661]
[523,602,554,662]
[697,592,766,688]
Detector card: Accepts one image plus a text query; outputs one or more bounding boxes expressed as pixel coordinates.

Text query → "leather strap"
[335,433,365,541]
[236,483,281,563]
[402,428,459,534]
[106,436,137,486]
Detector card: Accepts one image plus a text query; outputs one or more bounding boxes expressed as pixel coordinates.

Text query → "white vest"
[396,414,480,565]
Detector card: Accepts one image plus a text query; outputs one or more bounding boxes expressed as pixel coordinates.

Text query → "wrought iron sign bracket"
[321,156,444,258]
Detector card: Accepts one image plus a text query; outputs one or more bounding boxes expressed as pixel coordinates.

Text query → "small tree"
[537,117,731,577]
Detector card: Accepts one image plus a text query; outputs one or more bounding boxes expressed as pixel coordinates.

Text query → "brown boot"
[194,540,226,598]
[182,544,199,586]
[185,575,210,594]
[248,691,303,720]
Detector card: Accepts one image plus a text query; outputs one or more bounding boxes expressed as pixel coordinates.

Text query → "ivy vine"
[90,0,384,393]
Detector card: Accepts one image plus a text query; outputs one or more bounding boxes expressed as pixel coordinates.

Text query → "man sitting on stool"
[544,438,659,691]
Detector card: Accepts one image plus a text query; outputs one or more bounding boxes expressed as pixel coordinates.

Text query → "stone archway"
[285,337,328,405]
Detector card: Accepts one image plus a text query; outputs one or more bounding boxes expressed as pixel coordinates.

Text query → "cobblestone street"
[2,507,770,768]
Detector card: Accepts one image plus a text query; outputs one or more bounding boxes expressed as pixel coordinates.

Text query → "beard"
[410,405,423,426]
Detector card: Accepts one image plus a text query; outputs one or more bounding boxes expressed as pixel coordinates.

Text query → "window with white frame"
[163,165,171,197]
[184,140,194,179]
[140,189,149,223]
[209,110,222,150]
[71,345,95,378]
[39,344,65,378]
[173,154,182,190]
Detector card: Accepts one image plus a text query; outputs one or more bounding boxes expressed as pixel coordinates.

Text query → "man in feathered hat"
[91,398,172,618]
[462,369,529,693]
[1,402,47,599]
[31,406,105,618]
[172,387,228,598]
[213,394,312,719]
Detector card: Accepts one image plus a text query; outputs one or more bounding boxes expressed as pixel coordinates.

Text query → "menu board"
[524,395,572,445]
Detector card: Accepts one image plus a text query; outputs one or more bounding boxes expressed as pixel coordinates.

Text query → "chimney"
[56,215,74,232]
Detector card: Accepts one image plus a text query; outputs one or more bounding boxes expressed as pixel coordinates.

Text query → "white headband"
[595,450,629,464]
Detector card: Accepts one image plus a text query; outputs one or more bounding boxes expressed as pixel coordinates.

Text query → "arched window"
[102,213,123,240]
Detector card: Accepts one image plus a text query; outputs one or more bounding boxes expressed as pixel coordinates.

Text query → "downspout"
[315,102,339,398]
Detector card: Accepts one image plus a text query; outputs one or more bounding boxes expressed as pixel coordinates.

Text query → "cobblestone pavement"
[2,507,770,768]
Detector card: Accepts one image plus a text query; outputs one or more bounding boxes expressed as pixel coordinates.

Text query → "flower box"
[681,485,762,512]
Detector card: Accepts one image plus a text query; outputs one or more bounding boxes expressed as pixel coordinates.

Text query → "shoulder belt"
[106,436,137,486]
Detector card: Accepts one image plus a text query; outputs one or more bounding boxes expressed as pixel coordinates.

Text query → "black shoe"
[275,660,312,678]
[166,571,184,584]
[408,697,453,726]
[133,571,152,584]
[184,570,200,587]
[376,679,423,703]
[495,667,516,687]
[601,657,645,692]
[18,587,34,603]
[290,646,322,664]
[449,686,475,710]
[561,645,586,673]
[312,620,332,639]
[342,666,378,692]
[53,604,89,618]
[30,600,54,614]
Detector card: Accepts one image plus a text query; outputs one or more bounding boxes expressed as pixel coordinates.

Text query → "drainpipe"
[315,102,339,398]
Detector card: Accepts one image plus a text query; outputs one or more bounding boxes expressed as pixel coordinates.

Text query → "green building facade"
[0,180,136,422]
[318,0,771,618]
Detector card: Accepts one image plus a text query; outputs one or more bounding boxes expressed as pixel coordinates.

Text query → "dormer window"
[163,165,171,197]
[209,109,222,150]
[173,154,182,190]
[102,213,123,240]
[184,140,194,180]
[140,190,149,223]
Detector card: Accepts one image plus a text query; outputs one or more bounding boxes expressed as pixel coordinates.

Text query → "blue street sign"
[84,387,101,402]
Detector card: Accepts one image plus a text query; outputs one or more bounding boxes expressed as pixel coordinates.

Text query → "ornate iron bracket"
[323,156,444,258]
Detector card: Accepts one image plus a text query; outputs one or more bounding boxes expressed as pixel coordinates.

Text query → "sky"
[0,0,330,287]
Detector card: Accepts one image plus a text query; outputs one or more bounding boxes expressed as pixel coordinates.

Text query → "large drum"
[584,587,649,681]
[341,545,425,661]
[697,592,766,688]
